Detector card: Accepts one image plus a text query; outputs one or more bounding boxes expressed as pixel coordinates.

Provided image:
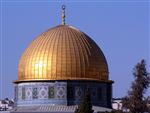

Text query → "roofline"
[13,79,114,84]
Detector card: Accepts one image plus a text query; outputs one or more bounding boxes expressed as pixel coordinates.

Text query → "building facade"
[12,6,113,112]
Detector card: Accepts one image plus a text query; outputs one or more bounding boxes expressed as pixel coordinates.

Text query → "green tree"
[75,93,94,113]
[122,59,150,113]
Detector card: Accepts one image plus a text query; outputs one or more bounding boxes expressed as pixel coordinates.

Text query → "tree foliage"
[74,93,94,113]
[122,59,150,113]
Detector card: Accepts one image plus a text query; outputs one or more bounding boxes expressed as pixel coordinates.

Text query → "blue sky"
[0,0,150,99]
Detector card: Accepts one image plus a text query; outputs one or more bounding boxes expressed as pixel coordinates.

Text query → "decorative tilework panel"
[97,87,102,100]
[57,86,66,99]
[75,87,83,99]
[14,86,18,101]
[25,87,32,100]
[18,87,22,100]
[48,86,55,98]
[68,86,74,99]
[91,87,97,98]
[22,87,26,100]
[32,87,38,99]
[39,86,48,99]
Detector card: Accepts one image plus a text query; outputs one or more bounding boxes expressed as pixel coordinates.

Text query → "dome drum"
[14,80,112,108]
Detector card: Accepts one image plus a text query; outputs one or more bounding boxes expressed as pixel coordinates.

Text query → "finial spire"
[62,5,66,25]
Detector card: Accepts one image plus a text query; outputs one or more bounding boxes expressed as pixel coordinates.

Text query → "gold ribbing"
[18,25,109,82]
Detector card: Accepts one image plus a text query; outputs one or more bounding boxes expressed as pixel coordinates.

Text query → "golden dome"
[17,25,109,82]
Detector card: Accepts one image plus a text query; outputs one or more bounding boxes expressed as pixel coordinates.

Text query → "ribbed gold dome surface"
[18,25,109,82]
